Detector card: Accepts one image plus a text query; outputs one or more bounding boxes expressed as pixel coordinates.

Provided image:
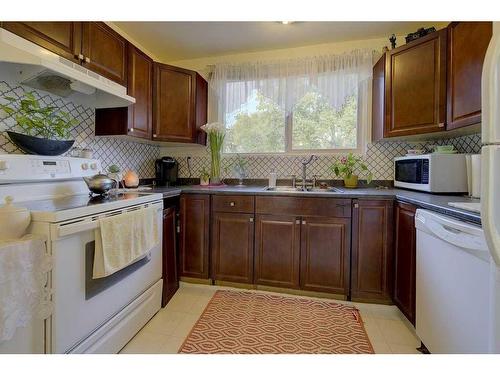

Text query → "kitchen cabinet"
[300,216,351,295]
[254,214,301,289]
[2,22,127,86]
[162,206,178,306]
[153,63,208,144]
[179,194,210,279]
[351,199,394,303]
[447,22,492,130]
[81,22,128,86]
[95,44,153,140]
[372,53,386,142]
[393,201,417,324]
[1,22,82,63]
[384,28,447,137]
[212,212,255,284]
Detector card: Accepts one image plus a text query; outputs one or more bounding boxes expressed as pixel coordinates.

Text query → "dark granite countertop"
[148,185,481,225]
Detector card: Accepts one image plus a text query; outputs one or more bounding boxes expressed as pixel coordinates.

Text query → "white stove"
[0,154,163,354]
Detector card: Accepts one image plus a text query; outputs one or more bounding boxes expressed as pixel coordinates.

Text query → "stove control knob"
[0,160,9,170]
[90,163,98,170]
[81,163,89,170]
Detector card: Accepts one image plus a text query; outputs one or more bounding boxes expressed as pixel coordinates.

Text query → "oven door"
[49,201,163,353]
[394,158,430,191]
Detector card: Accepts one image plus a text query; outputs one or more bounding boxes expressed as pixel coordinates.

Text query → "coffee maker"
[155,157,178,186]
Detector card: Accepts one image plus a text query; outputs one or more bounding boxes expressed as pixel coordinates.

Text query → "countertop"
[149,185,481,225]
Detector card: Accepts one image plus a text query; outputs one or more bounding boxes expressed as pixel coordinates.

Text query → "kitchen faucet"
[300,155,318,191]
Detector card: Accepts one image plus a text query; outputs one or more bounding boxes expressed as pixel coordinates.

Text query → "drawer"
[212,195,255,213]
[255,196,351,218]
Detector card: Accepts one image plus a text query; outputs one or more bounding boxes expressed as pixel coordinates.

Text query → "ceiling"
[114,21,439,62]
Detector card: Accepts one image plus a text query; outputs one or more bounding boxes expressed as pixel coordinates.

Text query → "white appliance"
[0,155,163,354]
[0,28,135,108]
[415,209,500,353]
[393,154,467,193]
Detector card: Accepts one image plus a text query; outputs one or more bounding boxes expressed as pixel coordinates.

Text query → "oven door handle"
[55,220,99,238]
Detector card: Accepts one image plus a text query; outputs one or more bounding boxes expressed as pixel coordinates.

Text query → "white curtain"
[210,49,376,120]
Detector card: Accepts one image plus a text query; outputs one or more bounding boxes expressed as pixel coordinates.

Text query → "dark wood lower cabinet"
[162,206,178,306]
[393,201,417,324]
[211,212,254,284]
[254,214,301,289]
[179,194,210,279]
[300,216,351,295]
[351,199,394,303]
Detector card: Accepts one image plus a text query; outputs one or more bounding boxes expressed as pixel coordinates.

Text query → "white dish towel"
[0,235,52,342]
[93,206,159,279]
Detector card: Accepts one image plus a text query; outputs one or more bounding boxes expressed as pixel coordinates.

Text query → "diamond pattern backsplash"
[0,81,160,178]
[169,133,482,181]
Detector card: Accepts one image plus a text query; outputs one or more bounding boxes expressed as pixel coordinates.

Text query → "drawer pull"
[229,202,235,206]
[249,217,254,222]
[295,219,300,225]
[302,220,307,225]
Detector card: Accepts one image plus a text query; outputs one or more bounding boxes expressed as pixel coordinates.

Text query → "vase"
[344,175,359,188]
[210,146,222,183]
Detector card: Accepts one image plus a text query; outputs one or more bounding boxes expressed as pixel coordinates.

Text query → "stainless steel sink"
[265,186,344,193]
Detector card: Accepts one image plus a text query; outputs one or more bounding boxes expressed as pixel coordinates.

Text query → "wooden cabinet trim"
[212,195,255,213]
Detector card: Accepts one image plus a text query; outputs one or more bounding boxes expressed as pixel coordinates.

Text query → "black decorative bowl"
[7,131,75,156]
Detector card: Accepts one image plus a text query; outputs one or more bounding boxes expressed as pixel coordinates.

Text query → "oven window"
[85,241,150,300]
[395,159,425,184]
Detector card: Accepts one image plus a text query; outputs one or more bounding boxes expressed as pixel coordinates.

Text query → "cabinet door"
[179,194,210,279]
[393,202,417,324]
[2,22,82,63]
[372,53,386,142]
[153,63,196,142]
[81,22,127,85]
[385,29,447,137]
[300,216,351,295]
[254,214,300,289]
[212,212,254,284]
[162,207,178,306]
[127,44,153,139]
[351,200,394,303]
[447,22,492,130]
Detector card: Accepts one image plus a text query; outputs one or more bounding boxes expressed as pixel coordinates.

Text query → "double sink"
[265,186,344,193]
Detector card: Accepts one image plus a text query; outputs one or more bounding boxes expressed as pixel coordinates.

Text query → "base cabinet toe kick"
[177,193,398,305]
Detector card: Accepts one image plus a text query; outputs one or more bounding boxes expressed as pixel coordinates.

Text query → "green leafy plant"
[0,92,77,140]
[200,167,210,181]
[331,153,373,184]
[108,165,121,174]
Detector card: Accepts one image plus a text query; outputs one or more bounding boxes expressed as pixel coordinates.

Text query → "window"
[211,50,373,154]
[223,88,358,154]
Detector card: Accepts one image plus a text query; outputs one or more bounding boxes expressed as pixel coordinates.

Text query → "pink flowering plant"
[331,153,373,184]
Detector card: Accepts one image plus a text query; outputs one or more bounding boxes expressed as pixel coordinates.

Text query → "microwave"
[394,154,468,193]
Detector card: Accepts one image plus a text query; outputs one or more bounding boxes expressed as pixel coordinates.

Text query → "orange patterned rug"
[179,290,374,354]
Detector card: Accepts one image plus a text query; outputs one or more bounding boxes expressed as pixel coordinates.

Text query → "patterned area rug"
[179,290,374,354]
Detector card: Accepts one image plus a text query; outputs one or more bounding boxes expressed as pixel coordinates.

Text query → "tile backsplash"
[0,81,160,178]
[167,133,482,181]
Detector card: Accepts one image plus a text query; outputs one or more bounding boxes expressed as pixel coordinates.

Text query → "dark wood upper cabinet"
[393,201,417,325]
[179,194,210,279]
[95,44,153,139]
[81,22,127,86]
[385,28,447,137]
[153,63,208,144]
[300,216,351,295]
[447,22,492,130]
[372,53,386,142]
[162,206,178,306]
[211,212,255,284]
[351,199,394,303]
[254,214,301,289]
[1,22,82,63]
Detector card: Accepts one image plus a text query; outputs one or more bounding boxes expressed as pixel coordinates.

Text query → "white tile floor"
[120,282,421,354]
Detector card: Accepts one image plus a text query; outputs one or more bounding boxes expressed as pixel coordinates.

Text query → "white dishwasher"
[415,209,500,354]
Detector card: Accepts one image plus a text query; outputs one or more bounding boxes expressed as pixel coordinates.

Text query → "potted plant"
[331,153,373,188]
[200,167,210,186]
[0,92,77,156]
[200,122,225,185]
[232,154,248,186]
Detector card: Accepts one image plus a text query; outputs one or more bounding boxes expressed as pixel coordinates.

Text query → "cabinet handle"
[85,57,91,63]
[354,203,359,209]
[176,225,180,233]
[229,202,235,207]
[153,134,157,138]
[302,220,306,225]
[249,217,254,222]
[129,128,134,133]
[77,54,84,61]
[295,219,301,225]
[438,122,445,128]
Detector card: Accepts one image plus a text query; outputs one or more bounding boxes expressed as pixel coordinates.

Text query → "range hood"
[0,28,135,108]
